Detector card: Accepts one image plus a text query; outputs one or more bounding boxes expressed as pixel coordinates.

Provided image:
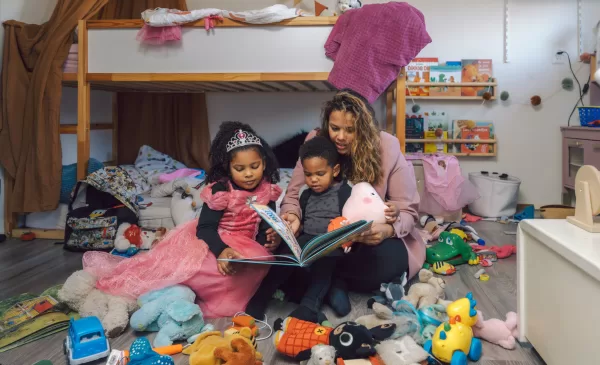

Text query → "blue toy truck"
[63,317,110,365]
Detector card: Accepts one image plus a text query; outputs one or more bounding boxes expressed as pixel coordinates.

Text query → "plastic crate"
[578,107,600,127]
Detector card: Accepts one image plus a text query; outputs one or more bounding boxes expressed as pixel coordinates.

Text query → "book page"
[249,203,302,261]
[301,221,372,264]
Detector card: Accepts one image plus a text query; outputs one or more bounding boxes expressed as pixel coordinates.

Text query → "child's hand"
[217,248,243,276]
[264,228,281,252]
[384,202,399,224]
[281,212,301,236]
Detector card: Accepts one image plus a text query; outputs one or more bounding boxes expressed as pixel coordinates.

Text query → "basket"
[539,205,575,219]
[578,107,600,127]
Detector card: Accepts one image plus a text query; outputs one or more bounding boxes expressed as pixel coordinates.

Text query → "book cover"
[405,116,424,153]
[460,59,493,97]
[461,127,491,153]
[429,66,462,97]
[424,131,448,153]
[452,120,495,153]
[219,203,372,267]
[422,111,449,153]
[406,58,439,96]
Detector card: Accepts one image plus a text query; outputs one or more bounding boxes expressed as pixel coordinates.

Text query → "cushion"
[134,145,186,186]
[59,158,104,203]
[121,164,152,195]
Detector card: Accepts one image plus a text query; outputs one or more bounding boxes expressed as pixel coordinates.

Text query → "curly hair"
[206,121,280,184]
[319,89,382,185]
[299,136,339,167]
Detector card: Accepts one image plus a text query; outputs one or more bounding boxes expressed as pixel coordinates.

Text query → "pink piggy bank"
[342,182,387,224]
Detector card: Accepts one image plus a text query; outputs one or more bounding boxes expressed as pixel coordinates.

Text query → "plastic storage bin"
[578,107,600,127]
[468,171,521,218]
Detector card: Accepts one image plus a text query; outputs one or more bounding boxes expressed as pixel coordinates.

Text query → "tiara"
[226,129,262,152]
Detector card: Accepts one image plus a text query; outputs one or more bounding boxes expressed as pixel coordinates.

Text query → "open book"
[218,203,372,267]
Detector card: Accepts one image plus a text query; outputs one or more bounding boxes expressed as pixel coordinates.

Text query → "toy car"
[63,316,110,365]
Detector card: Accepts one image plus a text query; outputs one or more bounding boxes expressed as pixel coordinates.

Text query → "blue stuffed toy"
[127,337,174,365]
[130,285,208,347]
[367,272,407,309]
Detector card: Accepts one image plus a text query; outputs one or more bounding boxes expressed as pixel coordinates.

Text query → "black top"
[196,182,276,257]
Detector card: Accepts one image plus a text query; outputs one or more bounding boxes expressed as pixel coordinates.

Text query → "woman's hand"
[356,223,395,246]
[264,228,281,252]
[281,212,301,236]
[217,248,243,276]
[384,202,399,224]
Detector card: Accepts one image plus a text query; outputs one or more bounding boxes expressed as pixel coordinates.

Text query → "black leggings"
[244,237,409,318]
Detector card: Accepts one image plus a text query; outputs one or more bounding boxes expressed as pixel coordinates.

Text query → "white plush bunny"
[307,344,336,365]
[337,0,362,14]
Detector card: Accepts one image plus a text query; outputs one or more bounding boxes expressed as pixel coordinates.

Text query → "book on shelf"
[217,203,372,267]
[460,59,493,97]
[423,111,450,153]
[429,65,462,97]
[405,116,424,153]
[451,120,495,153]
[406,58,439,97]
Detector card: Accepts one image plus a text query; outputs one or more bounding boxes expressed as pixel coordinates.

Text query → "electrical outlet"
[553,50,566,64]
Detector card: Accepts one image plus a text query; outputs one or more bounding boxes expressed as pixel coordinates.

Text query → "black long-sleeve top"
[195,182,276,257]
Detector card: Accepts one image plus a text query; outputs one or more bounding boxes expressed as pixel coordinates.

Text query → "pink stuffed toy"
[342,182,387,224]
[473,311,519,350]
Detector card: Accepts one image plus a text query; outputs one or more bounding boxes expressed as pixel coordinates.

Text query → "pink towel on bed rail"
[325,3,431,102]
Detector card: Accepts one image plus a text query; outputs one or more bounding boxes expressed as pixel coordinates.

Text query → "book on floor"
[218,202,372,267]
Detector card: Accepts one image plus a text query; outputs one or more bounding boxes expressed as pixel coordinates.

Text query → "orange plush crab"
[328,217,353,253]
[214,338,262,365]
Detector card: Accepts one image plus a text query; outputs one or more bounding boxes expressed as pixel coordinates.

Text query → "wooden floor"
[0,221,545,365]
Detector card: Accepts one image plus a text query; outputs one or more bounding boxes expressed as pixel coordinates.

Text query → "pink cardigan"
[325,3,431,103]
[280,130,425,279]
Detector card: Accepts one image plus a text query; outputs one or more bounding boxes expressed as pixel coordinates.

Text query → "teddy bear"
[401,269,450,309]
[337,0,362,14]
[214,338,263,365]
[183,327,262,365]
[130,284,209,347]
[472,311,519,350]
[57,270,138,337]
[114,223,167,253]
[304,344,336,365]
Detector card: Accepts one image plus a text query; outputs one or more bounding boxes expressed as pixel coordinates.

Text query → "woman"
[246,89,424,320]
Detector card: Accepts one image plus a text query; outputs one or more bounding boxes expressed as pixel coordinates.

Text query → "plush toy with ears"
[214,338,263,365]
[473,311,519,350]
[337,0,362,14]
[342,182,387,225]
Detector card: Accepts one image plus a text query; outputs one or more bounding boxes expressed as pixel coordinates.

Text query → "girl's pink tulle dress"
[83,179,282,318]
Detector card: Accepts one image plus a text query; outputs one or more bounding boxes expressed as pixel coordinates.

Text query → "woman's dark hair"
[318,88,382,185]
[206,121,280,184]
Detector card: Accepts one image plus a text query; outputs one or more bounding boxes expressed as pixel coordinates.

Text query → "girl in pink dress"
[83,122,282,318]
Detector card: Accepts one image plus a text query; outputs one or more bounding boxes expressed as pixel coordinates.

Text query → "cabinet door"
[564,138,584,188]
[583,139,600,171]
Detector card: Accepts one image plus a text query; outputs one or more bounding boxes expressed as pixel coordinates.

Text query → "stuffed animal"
[401,269,450,309]
[183,327,262,365]
[367,273,407,308]
[127,337,175,365]
[472,311,519,350]
[214,338,262,365]
[306,344,336,365]
[130,285,208,347]
[328,216,353,252]
[114,223,167,252]
[375,336,430,365]
[273,317,395,361]
[58,270,138,337]
[342,182,387,225]
[337,0,362,14]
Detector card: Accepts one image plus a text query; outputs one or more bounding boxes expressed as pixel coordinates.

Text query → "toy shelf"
[405,139,497,144]
[407,152,497,157]
[405,82,497,100]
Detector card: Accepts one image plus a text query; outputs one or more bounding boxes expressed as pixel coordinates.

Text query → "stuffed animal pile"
[183,327,262,365]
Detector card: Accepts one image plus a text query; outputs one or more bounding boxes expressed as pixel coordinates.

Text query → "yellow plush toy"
[183,327,262,365]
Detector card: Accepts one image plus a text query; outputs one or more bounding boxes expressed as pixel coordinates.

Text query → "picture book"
[423,110,449,153]
[460,59,493,97]
[406,58,439,96]
[461,127,491,153]
[429,66,462,97]
[218,203,372,267]
[451,120,495,153]
[424,131,448,153]
[405,116,424,153]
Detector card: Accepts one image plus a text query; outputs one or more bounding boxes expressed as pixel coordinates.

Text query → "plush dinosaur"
[426,232,480,266]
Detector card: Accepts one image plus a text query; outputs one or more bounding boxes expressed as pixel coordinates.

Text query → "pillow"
[59,158,104,204]
[135,145,186,186]
[121,164,152,195]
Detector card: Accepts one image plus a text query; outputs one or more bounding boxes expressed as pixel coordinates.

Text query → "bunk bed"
[7,17,407,240]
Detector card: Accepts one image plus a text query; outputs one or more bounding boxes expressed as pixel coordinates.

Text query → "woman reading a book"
[246,89,423,320]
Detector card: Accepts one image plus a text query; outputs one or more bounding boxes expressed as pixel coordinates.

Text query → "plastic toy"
[426,232,480,266]
[449,229,467,241]
[64,317,111,365]
[431,261,456,276]
[423,293,482,364]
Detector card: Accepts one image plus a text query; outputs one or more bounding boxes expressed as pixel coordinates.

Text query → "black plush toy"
[272,131,309,168]
[273,317,395,361]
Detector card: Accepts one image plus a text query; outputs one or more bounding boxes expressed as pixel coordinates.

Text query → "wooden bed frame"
[7,17,497,239]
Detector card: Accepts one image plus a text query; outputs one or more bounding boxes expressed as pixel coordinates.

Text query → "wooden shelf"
[406,139,497,144]
[12,228,64,240]
[60,123,113,134]
[407,95,496,100]
[406,82,497,87]
[407,152,496,157]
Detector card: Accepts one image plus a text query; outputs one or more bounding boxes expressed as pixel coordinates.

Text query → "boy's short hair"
[299,136,339,167]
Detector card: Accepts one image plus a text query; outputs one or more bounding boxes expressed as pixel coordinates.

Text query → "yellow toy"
[183,327,262,365]
[423,293,482,365]
[449,229,467,241]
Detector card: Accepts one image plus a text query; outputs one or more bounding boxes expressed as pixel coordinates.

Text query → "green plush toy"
[426,232,480,266]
